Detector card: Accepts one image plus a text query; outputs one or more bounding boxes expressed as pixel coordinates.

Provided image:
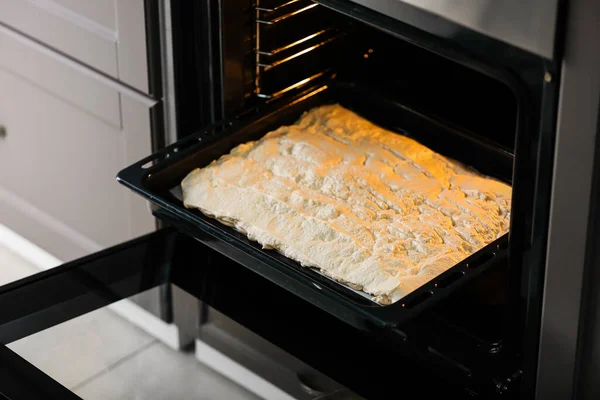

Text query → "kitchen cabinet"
[0,24,156,262]
[0,0,151,93]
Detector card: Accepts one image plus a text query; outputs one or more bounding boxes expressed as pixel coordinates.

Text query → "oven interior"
[176,0,519,151]
[254,1,518,150]
[156,0,526,393]
[174,0,520,305]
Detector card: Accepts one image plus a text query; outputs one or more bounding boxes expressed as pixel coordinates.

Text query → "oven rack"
[254,0,345,100]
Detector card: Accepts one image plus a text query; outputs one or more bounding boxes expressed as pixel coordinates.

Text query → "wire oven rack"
[254,0,344,101]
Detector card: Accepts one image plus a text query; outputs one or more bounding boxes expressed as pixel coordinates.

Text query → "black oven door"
[0,228,520,400]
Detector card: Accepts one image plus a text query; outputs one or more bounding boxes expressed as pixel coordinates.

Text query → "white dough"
[181,104,511,304]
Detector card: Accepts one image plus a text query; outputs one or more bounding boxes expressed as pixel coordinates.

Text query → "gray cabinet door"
[0,24,156,262]
[0,0,150,93]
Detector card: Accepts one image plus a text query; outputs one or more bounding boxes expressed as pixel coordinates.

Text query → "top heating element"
[181,104,511,304]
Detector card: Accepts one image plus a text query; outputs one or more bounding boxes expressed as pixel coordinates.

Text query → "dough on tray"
[181,104,511,304]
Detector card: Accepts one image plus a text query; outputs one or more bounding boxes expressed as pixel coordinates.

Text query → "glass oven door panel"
[0,230,515,399]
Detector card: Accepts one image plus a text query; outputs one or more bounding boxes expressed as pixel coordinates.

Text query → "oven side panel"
[576,125,600,399]
[536,0,600,397]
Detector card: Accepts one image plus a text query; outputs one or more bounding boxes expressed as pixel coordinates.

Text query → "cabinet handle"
[0,126,6,139]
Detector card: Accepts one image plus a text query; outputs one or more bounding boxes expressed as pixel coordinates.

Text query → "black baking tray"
[117,81,512,331]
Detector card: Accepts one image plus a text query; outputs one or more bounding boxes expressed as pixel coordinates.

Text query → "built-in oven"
[1,0,599,399]
[143,0,600,398]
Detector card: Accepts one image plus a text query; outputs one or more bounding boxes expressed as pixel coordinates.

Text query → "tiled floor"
[0,239,260,399]
[0,245,40,285]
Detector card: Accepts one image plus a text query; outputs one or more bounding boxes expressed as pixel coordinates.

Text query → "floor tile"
[8,307,156,389]
[0,245,40,286]
[74,341,261,400]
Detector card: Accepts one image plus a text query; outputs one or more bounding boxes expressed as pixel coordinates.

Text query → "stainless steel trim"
[576,181,600,398]
[536,0,600,397]
[340,0,559,59]
[158,0,177,145]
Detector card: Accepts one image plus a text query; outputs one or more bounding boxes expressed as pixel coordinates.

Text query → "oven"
[1,0,599,399]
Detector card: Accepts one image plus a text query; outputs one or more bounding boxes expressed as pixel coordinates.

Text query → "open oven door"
[0,229,174,400]
[0,226,516,399]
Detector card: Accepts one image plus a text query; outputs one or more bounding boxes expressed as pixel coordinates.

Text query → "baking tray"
[117,81,512,330]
